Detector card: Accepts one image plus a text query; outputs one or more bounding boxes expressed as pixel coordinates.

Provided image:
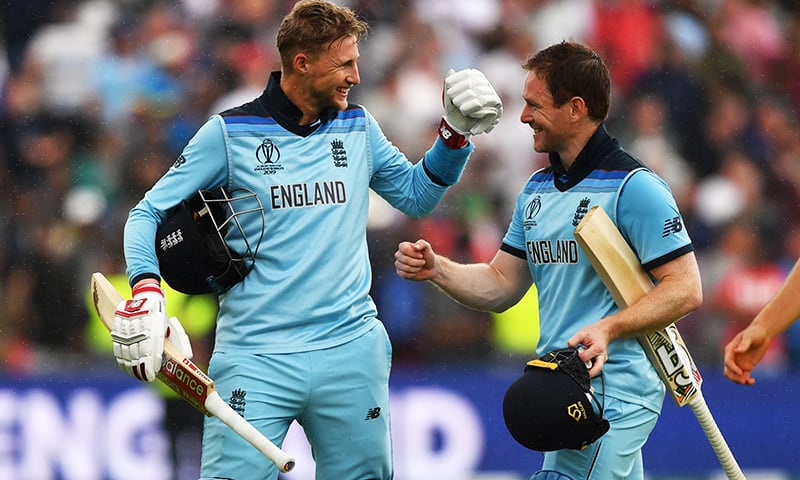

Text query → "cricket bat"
[90,272,295,473]
[573,206,744,480]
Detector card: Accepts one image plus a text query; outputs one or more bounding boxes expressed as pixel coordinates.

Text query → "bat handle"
[204,391,296,473]
[688,394,745,480]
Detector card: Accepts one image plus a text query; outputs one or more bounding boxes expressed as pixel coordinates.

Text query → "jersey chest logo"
[255,138,284,175]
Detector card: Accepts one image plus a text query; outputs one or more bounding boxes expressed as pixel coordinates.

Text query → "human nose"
[520,105,532,125]
[348,64,360,86]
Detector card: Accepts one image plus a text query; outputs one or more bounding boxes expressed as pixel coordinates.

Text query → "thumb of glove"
[166,316,194,360]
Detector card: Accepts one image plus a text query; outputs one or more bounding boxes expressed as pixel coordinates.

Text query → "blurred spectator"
[22,0,113,113]
[710,0,785,86]
[630,31,709,175]
[710,216,789,376]
[589,0,663,95]
[619,93,694,208]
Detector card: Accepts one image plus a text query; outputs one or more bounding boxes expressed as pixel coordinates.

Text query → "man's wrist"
[438,117,469,149]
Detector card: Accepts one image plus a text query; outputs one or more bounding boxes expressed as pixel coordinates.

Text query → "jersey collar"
[258,71,338,136]
[548,123,620,191]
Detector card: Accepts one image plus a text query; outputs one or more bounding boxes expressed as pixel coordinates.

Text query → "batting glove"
[166,316,193,360]
[439,68,503,148]
[110,283,168,382]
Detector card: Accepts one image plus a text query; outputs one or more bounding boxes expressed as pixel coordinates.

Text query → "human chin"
[333,87,351,109]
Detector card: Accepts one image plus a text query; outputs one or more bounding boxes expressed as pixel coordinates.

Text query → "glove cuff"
[438,117,469,149]
[132,283,165,299]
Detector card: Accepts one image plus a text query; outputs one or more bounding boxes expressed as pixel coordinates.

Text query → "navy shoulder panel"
[219,99,267,118]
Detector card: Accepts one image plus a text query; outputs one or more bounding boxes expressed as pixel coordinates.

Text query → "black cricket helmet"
[155,188,265,295]
[502,347,610,452]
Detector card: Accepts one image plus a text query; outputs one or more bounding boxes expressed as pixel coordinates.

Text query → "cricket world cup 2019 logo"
[523,195,542,230]
[255,138,284,175]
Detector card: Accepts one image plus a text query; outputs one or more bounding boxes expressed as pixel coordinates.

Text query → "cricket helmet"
[502,347,610,452]
[155,188,265,295]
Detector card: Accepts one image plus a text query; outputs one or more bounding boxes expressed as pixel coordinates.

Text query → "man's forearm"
[430,256,525,313]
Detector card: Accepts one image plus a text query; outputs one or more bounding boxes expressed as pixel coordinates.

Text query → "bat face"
[159,353,214,414]
[91,272,120,330]
[643,326,702,405]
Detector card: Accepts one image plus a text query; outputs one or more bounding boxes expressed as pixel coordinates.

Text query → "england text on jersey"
[526,239,579,265]
[269,181,347,209]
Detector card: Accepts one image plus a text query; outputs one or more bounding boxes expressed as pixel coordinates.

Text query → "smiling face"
[520,69,573,155]
[306,35,360,113]
[285,34,361,124]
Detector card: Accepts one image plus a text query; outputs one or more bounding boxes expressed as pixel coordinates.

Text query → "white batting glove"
[110,283,167,382]
[166,316,193,360]
[443,68,503,136]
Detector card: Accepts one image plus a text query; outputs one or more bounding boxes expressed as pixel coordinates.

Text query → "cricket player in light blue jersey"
[395,41,703,480]
[108,1,503,479]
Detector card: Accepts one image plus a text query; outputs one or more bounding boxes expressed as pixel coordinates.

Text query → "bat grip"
[204,391,296,473]
[688,394,745,480]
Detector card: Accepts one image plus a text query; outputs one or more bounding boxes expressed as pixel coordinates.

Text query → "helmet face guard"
[502,347,610,452]
[156,188,265,295]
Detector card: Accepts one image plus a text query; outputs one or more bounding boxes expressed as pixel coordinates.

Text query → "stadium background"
[2,0,800,478]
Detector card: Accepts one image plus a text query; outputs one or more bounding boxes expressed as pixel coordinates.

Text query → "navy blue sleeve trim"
[130,273,161,288]
[500,242,526,260]
[642,244,694,272]
[422,158,449,187]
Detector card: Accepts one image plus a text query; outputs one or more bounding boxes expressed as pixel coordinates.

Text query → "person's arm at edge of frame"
[724,257,800,385]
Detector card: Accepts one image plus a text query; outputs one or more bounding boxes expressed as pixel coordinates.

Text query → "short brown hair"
[276,0,369,71]
[522,41,610,121]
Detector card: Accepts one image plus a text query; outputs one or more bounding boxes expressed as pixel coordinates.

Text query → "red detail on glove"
[115,298,148,318]
[438,117,469,149]
[132,284,164,297]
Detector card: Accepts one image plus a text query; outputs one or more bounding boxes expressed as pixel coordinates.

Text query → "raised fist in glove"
[110,282,193,382]
[439,68,503,149]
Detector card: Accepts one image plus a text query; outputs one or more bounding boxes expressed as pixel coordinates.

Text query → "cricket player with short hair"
[109,1,502,478]
[394,41,703,479]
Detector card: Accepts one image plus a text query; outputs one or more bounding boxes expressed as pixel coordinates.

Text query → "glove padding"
[110,283,168,382]
[443,68,503,136]
[166,316,193,360]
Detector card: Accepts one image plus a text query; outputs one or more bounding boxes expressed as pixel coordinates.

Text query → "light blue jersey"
[501,124,694,414]
[124,71,473,356]
[125,72,474,479]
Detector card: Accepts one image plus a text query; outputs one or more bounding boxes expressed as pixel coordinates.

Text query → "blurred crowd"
[3,0,800,379]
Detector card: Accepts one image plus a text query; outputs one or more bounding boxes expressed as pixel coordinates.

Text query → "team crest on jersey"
[229,388,247,416]
[331,138,347,167]
[255,138,284,175]
[572,197,591,226]
[523,195,542,230]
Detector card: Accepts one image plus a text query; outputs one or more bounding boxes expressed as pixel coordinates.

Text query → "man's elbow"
[684,282,704,313]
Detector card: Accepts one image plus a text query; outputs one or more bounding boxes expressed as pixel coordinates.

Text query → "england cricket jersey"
[125,72,473,354]
[501,124,694,412]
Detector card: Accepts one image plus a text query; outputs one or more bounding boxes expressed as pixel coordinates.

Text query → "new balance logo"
[364,407,381,420]
[662,217,683,237]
